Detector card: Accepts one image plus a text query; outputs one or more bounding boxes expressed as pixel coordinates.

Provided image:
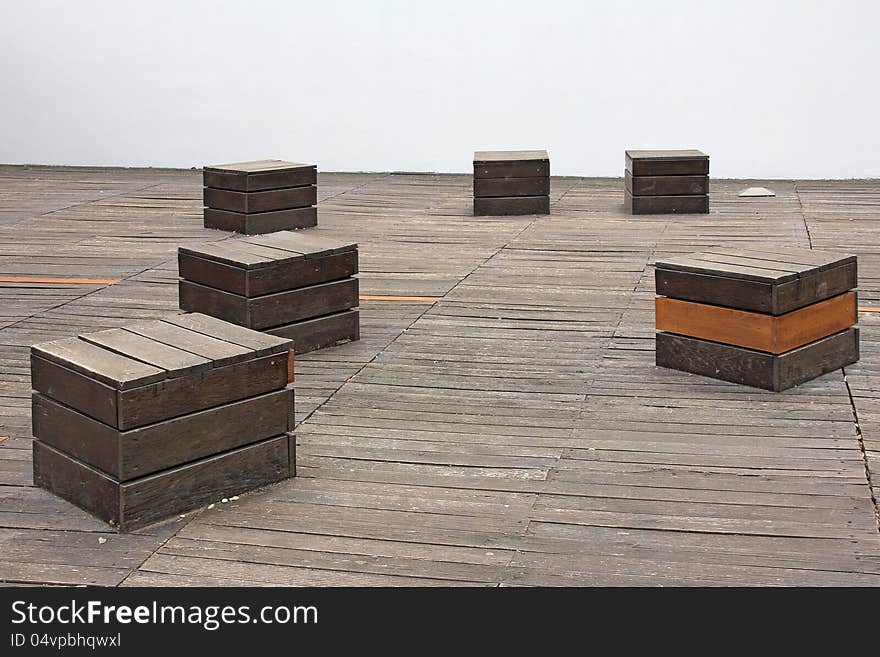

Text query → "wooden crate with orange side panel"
[654,247,859,391]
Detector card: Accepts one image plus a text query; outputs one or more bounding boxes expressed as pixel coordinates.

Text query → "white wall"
[1,0,878,178]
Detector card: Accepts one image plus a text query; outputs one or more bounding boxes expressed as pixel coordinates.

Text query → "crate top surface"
[179,231,358,270]
[30,313,292,390]
[625,149,708,161]
[473,150,549,163]
[655,246,856,284]
[203,160,315,174]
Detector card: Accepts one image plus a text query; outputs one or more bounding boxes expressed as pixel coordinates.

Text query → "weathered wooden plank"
[179,250,357,297]
[625,171,708,196]
[203,161,316,192]
[655,259,858,314]
[204,207,317,234]
[473,150,549,179]
[78,328,212,377]
[179,278,359,330]
[164,313,292,355]
[625,191,708,214]
[266,309,360,354]
[474,196,550,216]
[655,291,857,354]
[474,177,550,198]
[31,338,166,389]
[656,327,859,391]
[33,435,293,532]
[32,388,293,480]
[123,320,253,367]
[204,186,317,213]
[625,149,708,176]
[117,352,289,430]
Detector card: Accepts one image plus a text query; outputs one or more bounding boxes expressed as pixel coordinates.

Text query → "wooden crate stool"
[179,231,359,353]
[30,313,296,531]
[203,160,318,234]
[625,150,709,214]
[473,150,550,216]
[654,247,858,391]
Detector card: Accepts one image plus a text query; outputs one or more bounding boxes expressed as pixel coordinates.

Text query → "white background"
[1,0,878,178]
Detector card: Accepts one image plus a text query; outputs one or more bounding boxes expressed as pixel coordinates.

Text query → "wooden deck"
[1,165,879,586]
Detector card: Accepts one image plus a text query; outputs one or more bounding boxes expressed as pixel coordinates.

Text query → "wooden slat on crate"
[656,327,859,391]
[32,351,288,430]
[32,388,293,480]
[625,171,709,196]
[474,177,550,198]
[655,291,857,354]
[655,249,858,314]
[203,161,316,192]
[625,149,708,176]
[179,278,359,330]
[204,207,317,234]
[204,186,317,214]
[179,249,357,297]
[473,150,550,179]
[625,191,708,214]
[266,309,361,353]
[33,434,294,532]
[474,196,550,216]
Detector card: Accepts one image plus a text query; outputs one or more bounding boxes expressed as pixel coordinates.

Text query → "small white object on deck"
[739,186,776,197]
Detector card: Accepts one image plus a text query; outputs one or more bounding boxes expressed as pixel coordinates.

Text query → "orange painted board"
[0,276,119,285]
[656,291,857,354]
[358,295,441,302]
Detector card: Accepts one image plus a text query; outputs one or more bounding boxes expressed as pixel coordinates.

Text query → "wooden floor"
[1,165,879,586]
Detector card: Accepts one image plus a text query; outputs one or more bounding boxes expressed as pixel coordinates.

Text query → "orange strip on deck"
[0,276,119,285]
[859,307,880,313]
[359,295,442,302]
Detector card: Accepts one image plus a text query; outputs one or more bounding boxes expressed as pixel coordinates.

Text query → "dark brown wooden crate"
[33,433,293,532]
[625,150,709,176]
[266,309,360,354]
[179,277,359,330]
[474,195,550,216]
[204,206,317,234]
[473,176,550,198]
[32,387,293,481]
[625,191,709,214]
[625,171,709,196]
[203,160,316,192]
[655,248,858,314]
[203,186,317,213]
[473,150,550,179]
[655,327,859,391]
[179,249,357,297]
